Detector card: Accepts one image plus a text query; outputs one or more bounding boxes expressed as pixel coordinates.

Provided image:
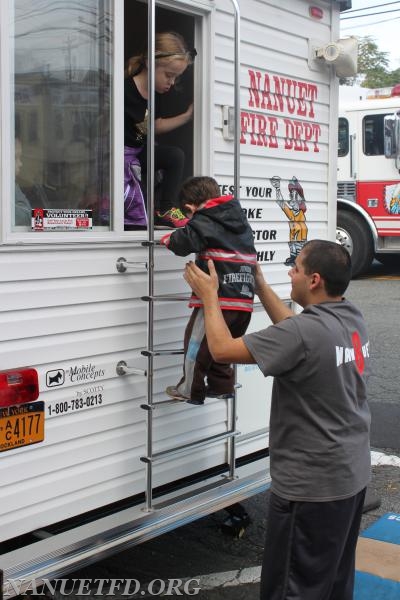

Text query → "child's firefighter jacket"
[161,195,257,312]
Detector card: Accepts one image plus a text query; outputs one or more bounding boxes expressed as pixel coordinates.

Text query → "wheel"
[336,210,374,278]
[376,253,399,267]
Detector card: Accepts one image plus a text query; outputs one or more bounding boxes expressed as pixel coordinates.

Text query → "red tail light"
[0,368,39,407]
[309,6,323,19]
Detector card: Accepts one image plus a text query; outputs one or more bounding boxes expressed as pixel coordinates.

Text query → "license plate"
[0,401,44,452]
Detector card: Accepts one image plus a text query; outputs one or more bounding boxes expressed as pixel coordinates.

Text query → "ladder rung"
[141,294,190,302]
[140,430,240,463]
[142,390,235,409]
[141,349,184,357]
[140,398,183,410]
[141,240,163,247]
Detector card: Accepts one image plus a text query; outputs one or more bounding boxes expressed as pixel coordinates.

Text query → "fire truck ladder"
[116,0,242,512]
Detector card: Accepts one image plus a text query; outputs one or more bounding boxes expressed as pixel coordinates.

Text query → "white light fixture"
[314,36,358,78]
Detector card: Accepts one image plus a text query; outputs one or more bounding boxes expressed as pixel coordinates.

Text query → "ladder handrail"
[145,0,156,510]
[141,0,241,510]
[230,0,240,481]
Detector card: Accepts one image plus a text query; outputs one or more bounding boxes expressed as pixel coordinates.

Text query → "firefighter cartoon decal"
[270,176,308,266]
[384,182,400,215]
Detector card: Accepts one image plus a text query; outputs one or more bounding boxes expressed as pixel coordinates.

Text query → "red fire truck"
[337,86,400,277]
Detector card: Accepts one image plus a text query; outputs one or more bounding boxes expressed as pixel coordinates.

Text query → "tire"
[376,253,399,267]
[336,210,374,278]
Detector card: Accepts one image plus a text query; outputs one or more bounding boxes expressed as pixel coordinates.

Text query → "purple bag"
[124,146,147,228]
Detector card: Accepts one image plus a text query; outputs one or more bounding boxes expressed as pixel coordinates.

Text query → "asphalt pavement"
[136,454,400,599]
[58,450,400,600]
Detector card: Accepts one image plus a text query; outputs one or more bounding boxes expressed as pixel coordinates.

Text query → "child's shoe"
[166,385,204,405]
[154,207,189,229]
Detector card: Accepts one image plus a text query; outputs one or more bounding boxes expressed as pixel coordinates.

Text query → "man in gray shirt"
[183,239,371,600]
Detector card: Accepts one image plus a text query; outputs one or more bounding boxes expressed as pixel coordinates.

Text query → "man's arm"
[254,263,294,324]
[184,260,256,364]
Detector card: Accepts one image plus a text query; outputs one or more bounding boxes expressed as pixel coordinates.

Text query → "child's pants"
[176,307,251,403]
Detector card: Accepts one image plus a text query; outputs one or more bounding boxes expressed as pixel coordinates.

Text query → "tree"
[340,35,400,88]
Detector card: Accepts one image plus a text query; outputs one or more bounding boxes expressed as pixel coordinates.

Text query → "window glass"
[338,117,349,157]
[362,114,389,157]
[13,0,112,231]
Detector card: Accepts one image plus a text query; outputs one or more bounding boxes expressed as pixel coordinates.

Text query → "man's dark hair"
[302,239,352,296]
[179,176,221,210]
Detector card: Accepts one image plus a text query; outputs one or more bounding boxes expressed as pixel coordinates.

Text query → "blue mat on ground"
[355,572,400,600]
[360,512,400,544]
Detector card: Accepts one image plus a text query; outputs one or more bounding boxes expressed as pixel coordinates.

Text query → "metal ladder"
[117,0,241,512]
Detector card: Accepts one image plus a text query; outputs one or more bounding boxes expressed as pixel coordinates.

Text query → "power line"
[343,1,400,14]
[341,15,400,29]
[341,8,400,19]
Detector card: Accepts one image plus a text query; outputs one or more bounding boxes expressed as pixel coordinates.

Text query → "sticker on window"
[32,209,92,231]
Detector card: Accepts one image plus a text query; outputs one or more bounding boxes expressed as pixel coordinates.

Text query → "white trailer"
[0,0,349,594]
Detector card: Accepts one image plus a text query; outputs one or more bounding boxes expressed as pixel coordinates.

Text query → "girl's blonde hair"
[125,32,192,78]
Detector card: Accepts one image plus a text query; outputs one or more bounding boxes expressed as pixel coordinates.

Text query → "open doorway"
[124,1,195,228]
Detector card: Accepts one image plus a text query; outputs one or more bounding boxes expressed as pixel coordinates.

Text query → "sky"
[340,0,400,70]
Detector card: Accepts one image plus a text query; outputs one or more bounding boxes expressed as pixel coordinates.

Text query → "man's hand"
[184,259,218,299]
[184,260,255,364]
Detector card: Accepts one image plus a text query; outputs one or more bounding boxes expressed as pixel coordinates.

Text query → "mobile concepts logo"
[67,363,105,383]
[46,369,65,387]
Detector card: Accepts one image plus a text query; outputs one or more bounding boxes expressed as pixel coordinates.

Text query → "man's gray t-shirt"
[243,299,371,502]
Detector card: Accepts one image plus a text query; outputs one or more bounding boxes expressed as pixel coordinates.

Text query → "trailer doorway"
[124,0,195,214]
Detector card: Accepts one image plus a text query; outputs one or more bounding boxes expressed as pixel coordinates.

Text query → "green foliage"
[357,36,388,74]
[340,35,400,88]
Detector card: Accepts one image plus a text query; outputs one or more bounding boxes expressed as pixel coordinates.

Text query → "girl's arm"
[155,104,193,134]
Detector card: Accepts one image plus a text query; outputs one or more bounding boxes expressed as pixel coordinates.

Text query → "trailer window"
[362,114,389,156]
[12,0,112,232]
[338,118,349,157]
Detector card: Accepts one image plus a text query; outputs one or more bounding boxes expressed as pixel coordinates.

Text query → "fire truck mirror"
[384,115,397,159]
[396,115,400,171]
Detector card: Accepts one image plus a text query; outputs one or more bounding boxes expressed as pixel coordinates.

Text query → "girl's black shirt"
[124,77,161,147]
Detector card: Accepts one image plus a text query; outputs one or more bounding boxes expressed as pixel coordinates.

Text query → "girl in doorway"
[124,31,194,229]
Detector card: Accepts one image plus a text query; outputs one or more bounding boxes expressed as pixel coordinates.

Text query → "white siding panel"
[0,276,146,312]
[217,153,329,182]
[0,242,231,540]
[217,0,331,41]
[2,441,229,541]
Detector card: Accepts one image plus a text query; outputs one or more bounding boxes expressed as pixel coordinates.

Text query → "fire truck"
[0,0,351,594]
[337,86,400,277]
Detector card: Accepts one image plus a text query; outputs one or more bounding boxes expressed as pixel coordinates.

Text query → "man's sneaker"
[154,207,189,229]
[166,385,204,405]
